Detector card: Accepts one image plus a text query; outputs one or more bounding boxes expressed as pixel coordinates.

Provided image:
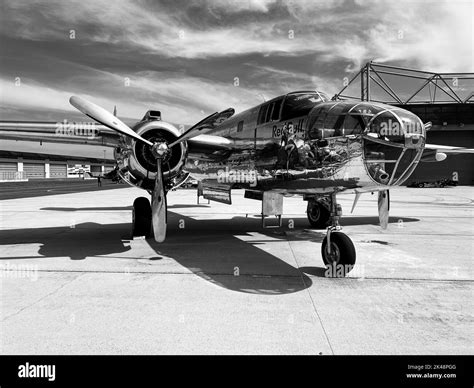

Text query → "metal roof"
[334,62,474,105]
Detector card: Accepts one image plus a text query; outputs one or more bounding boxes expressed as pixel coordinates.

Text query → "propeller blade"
[151,159,167,242]
[70,96,153,147]
[378,190,390,229]
[351,192,362,213]
[168,108,234,147]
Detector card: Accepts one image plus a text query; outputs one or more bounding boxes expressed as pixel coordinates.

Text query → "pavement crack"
[286,238,335,355]
[16,268,307,278]
[1,273,84,322]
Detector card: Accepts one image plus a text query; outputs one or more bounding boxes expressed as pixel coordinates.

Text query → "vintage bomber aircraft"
[1,90,473,276]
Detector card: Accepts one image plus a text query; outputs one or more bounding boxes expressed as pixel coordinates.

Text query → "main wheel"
[321,232,356,277]
[132,197,152,238]
[307,200,330,228]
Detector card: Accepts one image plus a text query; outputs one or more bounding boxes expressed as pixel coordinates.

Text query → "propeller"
[168,108,234,147]
[70,96,153,147]
[378,190,390,229]
[70,95,234,243]
[351,192,362,213]
[151,149,167,242]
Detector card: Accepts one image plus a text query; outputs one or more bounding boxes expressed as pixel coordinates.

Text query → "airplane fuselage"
[183,91,426,195]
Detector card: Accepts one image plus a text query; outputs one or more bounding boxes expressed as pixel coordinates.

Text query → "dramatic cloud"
[0,0,472,124]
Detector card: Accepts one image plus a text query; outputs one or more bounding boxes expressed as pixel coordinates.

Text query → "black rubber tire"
[321,232,356,277]
[132,197,152,238]
[307,200,330,228]
[418,183,425,188]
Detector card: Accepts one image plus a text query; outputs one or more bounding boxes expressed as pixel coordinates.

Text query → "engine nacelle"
[115,120,187,191]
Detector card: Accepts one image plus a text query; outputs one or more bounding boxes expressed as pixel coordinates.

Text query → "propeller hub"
[151,142,169,159]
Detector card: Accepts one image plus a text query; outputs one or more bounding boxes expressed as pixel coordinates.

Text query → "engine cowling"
[115,120,187,191]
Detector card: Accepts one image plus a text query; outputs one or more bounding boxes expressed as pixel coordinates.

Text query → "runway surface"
[0,185,473,354]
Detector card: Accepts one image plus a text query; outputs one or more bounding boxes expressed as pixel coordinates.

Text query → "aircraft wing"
[421,143,474,162]
[0,121,120,146]
[0,121,239,162]
[424,143,474,154]
[0,121,121,162]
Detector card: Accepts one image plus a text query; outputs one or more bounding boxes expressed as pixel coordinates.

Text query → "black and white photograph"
[0,0,472,384]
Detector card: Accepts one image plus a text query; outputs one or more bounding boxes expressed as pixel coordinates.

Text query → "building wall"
[0,160,23,181]
[23,161,45,179]
[0,157,114,181]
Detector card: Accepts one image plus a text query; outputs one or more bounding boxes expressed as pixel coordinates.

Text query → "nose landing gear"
[321,193,356,277]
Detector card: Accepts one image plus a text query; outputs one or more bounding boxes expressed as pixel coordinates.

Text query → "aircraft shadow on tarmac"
[1,207,419,295]
[40,204,211,211]
[41,206,133,212]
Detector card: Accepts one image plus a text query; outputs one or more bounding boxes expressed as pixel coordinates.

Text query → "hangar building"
[335,62,473,185]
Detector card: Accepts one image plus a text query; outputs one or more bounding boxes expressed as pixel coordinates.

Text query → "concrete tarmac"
[0,186,473,354]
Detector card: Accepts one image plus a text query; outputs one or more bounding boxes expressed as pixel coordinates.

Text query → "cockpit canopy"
[280,91,329,121]
[257,91,329,125]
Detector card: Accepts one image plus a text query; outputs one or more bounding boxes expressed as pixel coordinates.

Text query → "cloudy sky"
[0,0,472,125]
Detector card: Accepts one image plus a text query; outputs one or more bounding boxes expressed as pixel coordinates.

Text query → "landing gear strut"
[132,197,152,238]
[321,193,356,277]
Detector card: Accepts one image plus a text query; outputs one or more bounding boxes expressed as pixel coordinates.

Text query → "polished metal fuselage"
[183,97,426,195]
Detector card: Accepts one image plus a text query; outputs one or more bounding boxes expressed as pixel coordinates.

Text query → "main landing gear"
[319,193,356,277]
[132,197,152,238]
[306,198,330,228]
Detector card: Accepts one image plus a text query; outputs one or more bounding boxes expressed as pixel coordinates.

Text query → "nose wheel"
[321,193,356,277]
[322,229,356,277]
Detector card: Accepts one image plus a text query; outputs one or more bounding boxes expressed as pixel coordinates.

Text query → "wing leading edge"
[0,121,120,163]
